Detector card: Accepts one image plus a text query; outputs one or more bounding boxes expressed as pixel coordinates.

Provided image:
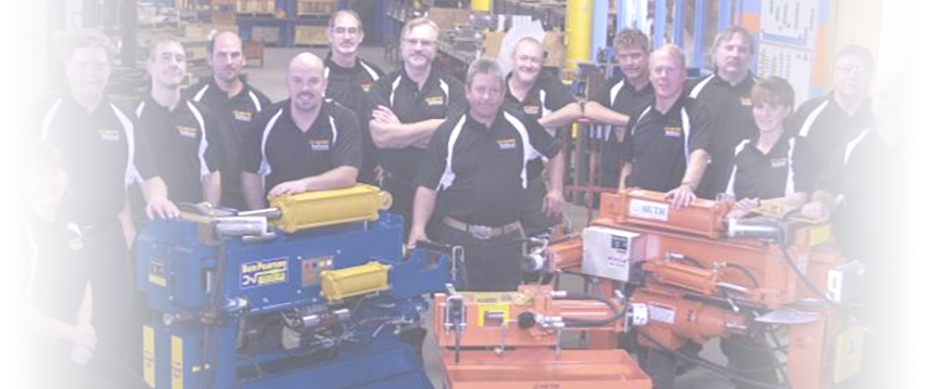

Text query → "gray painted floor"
[244,46,734,389]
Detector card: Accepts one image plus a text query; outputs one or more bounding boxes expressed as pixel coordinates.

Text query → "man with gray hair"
[409,58,564,291]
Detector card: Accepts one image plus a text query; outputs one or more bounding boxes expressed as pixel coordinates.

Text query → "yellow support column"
[471,0,492,12]
[565,0,593,75]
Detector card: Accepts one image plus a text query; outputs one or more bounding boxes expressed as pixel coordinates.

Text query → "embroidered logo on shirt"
[425,95,445,106]
[741,97,753,106]
[497,138,517,150]
[770,157,788,168]
[523,105,541,115]
[98,129,121,141]
[309,139,331,151]
[177,125,199,138]
[233,110,253,122]
[664,127,683,137]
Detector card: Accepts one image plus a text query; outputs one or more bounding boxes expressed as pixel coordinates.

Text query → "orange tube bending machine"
[436,189,866,389]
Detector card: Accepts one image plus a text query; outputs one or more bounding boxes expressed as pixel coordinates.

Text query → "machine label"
[171,335,184,389]
[241,258,289,289]
[143,326,155,388]
[629,199,669,221]
[149,258,167,287]
[648,303,676,324]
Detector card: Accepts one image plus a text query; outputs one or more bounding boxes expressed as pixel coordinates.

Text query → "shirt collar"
[464,108,506,132]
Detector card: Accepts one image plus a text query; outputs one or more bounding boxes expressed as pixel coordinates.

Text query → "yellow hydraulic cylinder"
[471,0,492,12]
[565,0,593,74]
[269,184,393,233]
[320,262,391,301]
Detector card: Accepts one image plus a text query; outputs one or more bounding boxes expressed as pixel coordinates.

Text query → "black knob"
[517,312,536,329]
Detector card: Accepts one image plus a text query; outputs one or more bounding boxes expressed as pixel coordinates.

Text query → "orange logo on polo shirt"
[309,139,331,151]
[741,97,753,106]
[361,82,373,92]
[232,110,253,122]
[177,125,199,138]
[664,126,682,137]
[425,95,445,106]
[770,157,788,168]
[497,138,517,150]
[522,105,541,115]
[98,129,120,141]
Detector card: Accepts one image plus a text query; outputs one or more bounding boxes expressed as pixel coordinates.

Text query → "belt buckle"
[470,225,492,240]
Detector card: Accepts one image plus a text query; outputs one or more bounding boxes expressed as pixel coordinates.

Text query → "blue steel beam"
[653,0,666,48]
[592,0,609,61]
[693,0,706,72]
[673,0,685,47]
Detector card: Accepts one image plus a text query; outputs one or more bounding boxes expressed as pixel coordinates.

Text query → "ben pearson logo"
[241,258,289,288]
[232,110,253,122]
[425,95,445,106]
[497,138,517,150]
[770,157,788,168]
[176,125,199,138]
[309,139,331,151]
[98,128,121,141]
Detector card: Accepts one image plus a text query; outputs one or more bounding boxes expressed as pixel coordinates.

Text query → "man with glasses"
[324,10,384,185]
[788,45,875,190]
[367,17,466,234]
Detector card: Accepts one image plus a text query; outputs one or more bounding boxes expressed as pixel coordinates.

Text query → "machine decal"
[648,303,676,324]
[143,326,155,387]
[240,257,289,288]
[149,258,167,287]
[301,255,334,287]
[629,199,669,221]
[171,335,183,389]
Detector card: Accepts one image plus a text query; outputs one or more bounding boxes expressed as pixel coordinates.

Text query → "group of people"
[16,9,915,389]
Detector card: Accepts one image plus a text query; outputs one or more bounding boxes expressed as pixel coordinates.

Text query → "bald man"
[802,72,920,388]
[241,53,361,209]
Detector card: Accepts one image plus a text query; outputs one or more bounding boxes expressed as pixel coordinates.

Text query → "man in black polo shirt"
[504,37,577,236]
[324,10,384,185]
[241,53,361,209]
[137,39,222,205]
[585,28,652,189]
[187,31,271,210]
[802,72,921,388]
[409,58,564,292]
[620,44,712,211]
[32,28,178,353]
[789,45,875,191]
[368,17,466,232]
[687,26,758,200]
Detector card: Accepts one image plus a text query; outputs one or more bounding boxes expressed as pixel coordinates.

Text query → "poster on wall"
[757,43,815,104]
[757,0,822,104]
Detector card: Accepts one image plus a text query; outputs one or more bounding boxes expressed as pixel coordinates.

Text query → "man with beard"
[687,26,758,199]
[367,17,466,234]
[408,58,563,291]
[187,31,271,210]
[503,37,577,236]
[324,10,384,185]
[241,53,361,209]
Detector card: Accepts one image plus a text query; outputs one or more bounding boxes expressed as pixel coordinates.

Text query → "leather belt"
[442,216,521,240]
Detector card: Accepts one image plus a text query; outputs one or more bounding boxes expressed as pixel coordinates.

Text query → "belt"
[443,216,521,240]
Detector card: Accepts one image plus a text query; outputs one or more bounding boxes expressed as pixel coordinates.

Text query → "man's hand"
[371,106,400,124]
[69,324,97,351]
[801,202,831,223]
[666,184,696,210]
[268,180,307,198]
[406,228,429,250]
[146,197,180,220]
[542,189,564,218]
[70,344,94,366]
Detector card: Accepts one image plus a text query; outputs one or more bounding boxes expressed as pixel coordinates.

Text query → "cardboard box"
[251,26,280,45]
[296,0,338,16]
[429,7,471,31]
[294,25,328,46]
[237,0,275,13]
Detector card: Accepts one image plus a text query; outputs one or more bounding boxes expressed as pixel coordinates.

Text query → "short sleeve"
[366,78,392,118]
[542,74,575,111]
[240,109,270,175]
[416,118,454,190]
[198,105,223,173]
[446,77,468,117]
[525,115,560,159]
[330,108,363,169]
[686,100,713,154]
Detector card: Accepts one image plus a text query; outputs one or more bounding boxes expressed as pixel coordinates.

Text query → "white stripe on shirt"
[437,115,467,190]
[259,108,285,176]
[504,111,543,189]
[798,100,830,138]
[186,101,211,176]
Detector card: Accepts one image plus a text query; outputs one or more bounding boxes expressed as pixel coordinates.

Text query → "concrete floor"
[241,46,734,389]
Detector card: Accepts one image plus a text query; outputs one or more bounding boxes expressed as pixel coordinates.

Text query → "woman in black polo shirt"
[16,141,146,389]
[724,76,808,220]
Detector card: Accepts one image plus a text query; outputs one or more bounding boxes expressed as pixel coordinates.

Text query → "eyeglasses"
[403,38,435,48]
[838,65,869,75]
[331,27,360,35]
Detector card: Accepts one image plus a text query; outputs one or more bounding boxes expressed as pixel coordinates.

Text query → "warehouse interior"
[5,1,928,389]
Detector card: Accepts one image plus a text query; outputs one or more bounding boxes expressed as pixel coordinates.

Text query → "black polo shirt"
[324,53,385,184]
[135,96,222,204]
[7,207,90,370]
[504,70,575,180]
[367,67,466,183]
[788,92,874,191]
[242,99,362,197]
[418,108,560,227]
[34,94,157,226]
[724,135,804,200]
[687,73,757,198]
[621,96,712,193]
[816,121,920,264]
[593,76,655,186]
[186,78,271,209]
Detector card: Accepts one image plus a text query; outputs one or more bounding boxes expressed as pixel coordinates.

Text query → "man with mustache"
[324,10,384,185]
[32,28,179,358]
[687,26,758,200]
[802,72,921,388]
[409,58,563,291]
[187,31,271,210]
[503,37,577,237]
[367,17,466,235]
[241,53,362,209]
